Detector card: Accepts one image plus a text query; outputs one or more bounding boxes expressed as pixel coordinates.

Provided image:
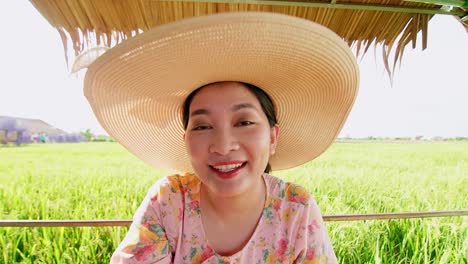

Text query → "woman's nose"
[209,129,239,155]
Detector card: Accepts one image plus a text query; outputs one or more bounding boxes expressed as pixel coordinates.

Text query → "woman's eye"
[192,125,211,131]
[237,121,254,126]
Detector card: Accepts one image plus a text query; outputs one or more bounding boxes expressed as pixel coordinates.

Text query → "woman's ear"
[269,125,279,155]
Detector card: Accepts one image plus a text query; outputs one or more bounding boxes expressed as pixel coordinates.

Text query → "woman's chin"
[202,183,248,198]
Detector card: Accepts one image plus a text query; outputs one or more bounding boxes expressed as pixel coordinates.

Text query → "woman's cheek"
[240,128,270,146]
[186,132,209,153]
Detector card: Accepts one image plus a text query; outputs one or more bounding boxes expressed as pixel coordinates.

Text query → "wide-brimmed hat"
[84,12,359,173]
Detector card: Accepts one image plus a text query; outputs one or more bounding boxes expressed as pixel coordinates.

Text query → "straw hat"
[84,12,359,173]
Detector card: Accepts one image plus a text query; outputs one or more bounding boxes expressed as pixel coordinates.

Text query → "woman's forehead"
[190,82,261,108]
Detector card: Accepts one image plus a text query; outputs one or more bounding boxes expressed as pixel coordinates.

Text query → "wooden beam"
[1,210,466,227]
[404,0,468,8]
[161,0,466,16]
[323,210,468,222]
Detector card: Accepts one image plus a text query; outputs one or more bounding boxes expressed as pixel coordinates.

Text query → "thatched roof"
[30,0,467,74]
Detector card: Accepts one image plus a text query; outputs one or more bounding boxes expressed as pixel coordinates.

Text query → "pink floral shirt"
[111,173,337,263]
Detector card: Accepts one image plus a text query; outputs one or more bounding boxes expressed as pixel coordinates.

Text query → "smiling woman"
[183,83,278,255]
[81,12,358,264]
[2,1,468,263]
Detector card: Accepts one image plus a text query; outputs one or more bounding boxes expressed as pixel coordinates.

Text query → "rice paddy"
[1,142,467,263]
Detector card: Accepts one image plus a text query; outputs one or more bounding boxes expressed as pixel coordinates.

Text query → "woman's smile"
[209,160,248,179]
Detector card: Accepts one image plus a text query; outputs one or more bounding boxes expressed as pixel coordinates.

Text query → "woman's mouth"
[209,161,247,179]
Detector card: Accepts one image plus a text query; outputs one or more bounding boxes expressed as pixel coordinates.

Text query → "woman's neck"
[200,175,266,220]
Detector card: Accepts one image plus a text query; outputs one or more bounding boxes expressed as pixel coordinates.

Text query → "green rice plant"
[1,142,467,263]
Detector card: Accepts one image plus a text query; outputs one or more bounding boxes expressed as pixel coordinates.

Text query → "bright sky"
[1,2,467,138]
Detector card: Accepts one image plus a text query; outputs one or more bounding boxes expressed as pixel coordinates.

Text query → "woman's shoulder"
[147,173,200,200]
[264,173,312,206]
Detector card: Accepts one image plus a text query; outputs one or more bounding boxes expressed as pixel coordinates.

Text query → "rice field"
[0,142,467,263]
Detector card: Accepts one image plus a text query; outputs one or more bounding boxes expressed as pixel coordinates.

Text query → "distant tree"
[81,129,94,142]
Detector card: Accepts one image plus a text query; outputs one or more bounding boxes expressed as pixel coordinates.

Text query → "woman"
[84,12,358,263]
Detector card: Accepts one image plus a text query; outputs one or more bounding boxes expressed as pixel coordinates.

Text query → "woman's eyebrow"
[191,103,258,116]
[232,103,258,112]
[190,109,210,117]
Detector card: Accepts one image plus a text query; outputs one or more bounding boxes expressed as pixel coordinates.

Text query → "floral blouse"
[111,173,337,264]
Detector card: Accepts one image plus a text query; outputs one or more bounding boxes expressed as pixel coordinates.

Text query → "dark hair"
[182,82,278,173]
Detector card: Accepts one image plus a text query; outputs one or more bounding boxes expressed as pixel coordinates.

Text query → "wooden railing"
[1,210,466,227]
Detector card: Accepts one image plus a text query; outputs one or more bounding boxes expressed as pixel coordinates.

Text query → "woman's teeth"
[212,163,243,172]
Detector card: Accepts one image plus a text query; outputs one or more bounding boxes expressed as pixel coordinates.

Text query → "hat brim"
[84,12,359,173]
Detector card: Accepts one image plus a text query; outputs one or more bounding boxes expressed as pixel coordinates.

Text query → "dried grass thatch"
[30,0,467,76]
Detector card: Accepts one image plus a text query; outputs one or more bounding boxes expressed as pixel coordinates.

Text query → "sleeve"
[294,197,338,264]
[110,178,176,264]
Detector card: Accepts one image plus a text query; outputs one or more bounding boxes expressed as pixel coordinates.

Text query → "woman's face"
[184,82,279,197]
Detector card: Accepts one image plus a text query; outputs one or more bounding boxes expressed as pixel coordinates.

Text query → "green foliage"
[80,129,94,142]
[1,142,467,263]
[93,134,115,142]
